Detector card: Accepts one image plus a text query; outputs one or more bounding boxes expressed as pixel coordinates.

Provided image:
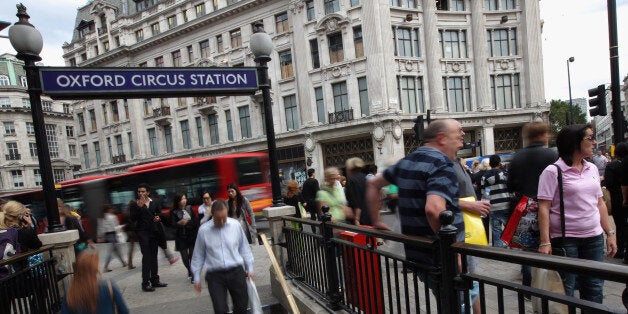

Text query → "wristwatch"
[605,229,616,236]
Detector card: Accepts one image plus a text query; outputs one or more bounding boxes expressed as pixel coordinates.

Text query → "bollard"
[321,205,342,310]
[438,210,460,314]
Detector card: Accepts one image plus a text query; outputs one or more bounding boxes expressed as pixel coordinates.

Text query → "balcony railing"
[6,153,21,161]
[328,108,354,124]
[152,106,172,126]
[112,155,126,164]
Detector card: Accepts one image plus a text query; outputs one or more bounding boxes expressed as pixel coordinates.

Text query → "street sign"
[39,67,259,99]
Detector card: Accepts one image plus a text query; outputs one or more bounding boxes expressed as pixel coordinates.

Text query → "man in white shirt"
[191,199,254,314]
[593,150,608,177]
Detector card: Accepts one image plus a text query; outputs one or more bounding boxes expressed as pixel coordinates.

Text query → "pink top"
[537,158,603,239]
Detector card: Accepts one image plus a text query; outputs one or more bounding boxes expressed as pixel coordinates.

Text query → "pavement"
[92,213,627,313]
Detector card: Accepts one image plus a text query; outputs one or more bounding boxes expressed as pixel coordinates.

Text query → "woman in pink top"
[537,124,617,304]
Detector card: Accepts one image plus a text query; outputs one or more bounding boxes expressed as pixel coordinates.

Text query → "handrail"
[259,232,300,313]
[0,244,54,267]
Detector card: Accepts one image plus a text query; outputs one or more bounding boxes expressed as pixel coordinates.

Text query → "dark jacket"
[130,199,164,235]
[345,172,370,225]
[507,142,558,198]
[284,193,304,218]
[301,178,320,214]
[171,205,199,247]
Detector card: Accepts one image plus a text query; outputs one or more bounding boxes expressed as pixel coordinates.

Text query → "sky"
[0,0,626,102]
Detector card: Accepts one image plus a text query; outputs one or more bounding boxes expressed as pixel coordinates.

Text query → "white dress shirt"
[190,217,254,284]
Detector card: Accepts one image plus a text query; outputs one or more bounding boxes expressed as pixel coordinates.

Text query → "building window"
[7,142,19,160]
[155,56,164,67]
[42,101,53,112]
[216,35,223,53]
[66,125,74,137]
[491,73,520,109]
[26,122,35,135]
[94,141,102,166]
[69,144,77,157]
[225,110,234,141]
[358,77,369,116]
[167,15,177,29]
[398,76,425,113]
[328,32,344,63]
[148,128,158,156]
[127,132,134,159]
[283,95,299,131]
[135,29,144,42]
[436,0,449,10]
[324,0,340,14]
[139,62,147,67]
[501,0,515,10]
[0,97,10,108]
[111,101,119,122]
[208,114,219,144]
[124,99,129,120]
[351,0,360,6]
[230,28,242,48]
[151,22,160,35]
[22,98,30,108]
[45,124,59,158]
[11,170,24,188]
[452,0,465,10]
[172,50,181,67]
[310,39,320,69]
[80,53,87,62]
[136,0,156,10]
[115,135,124,156]
[89,109,97,131]
[315,87,325,123]
[183,10,189,22]
[144,99,152,115]
[33,169,42,186]
[77,113,85,133]
[63,103,70,114]
[390,0,416,8]
[187,45,194,63]
[69,58,77,67]
[487,28,517,57]
[20,76,28,87]
[53,169,65,183]
[238,106,252,138]
[275,12,289,34]
[195,117,204,147]
[164,125,174,153]
[102,103,109,125]
[442,76,472,112]
[349,27,362,60]
[29,142,38,157]
[279,50,294,79]
[495,127,522,152]
[394,27,420,57]
[0,75,9,86]
[440,30,467,58]
[332,81,349,111]
[195,3,206,16]
[180,120,191,149]
[306,1,315,21]
[4,122,15,135]
[486,0,515,10]
[114,36,120,47]
[199,39,210,56]
[485,0,497,10]
[82,144,89,169]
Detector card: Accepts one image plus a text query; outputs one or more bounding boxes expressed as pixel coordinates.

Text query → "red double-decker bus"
[0,152,272,235]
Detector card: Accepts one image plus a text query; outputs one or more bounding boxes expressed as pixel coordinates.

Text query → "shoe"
[142,283,155,292]
[128,265,136,270]
[151,281,168,288]
[122,261,128,267]
[104,268,112,273]
[168,256,179,265]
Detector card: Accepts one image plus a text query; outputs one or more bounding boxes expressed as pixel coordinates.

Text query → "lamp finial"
[15,3,34,28]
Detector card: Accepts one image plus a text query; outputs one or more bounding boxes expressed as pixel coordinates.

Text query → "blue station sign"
[39,67,259,99]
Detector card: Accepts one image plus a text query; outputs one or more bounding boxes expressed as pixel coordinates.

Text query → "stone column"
[470,0,492,111]
[421,0,444,112]
[38,230,79,289]
[482,125,495,155]
[521,0,545,107]
[289,3,315,126]
[262,205,296,259]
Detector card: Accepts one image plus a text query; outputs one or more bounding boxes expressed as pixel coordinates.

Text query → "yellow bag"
[460,196,488,246]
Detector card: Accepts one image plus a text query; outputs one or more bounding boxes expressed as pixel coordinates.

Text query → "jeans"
[489,210,510,248]
[551,234,604,303]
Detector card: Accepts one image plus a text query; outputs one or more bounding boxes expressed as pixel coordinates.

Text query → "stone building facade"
[63,0,548,184]
[0,53,81,194]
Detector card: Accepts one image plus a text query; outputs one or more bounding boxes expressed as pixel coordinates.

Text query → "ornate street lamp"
[250,23,283,207]
[8,4,63,232]
[567,56,575,125]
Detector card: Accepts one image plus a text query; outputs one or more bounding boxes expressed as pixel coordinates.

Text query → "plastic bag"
[531,267,567,314]
[247,278,262,314]
[501,195,540,248]
[460,196,488,246]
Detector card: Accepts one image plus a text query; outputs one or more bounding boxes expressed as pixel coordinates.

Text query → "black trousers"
[206,266,248,314]
[137,231,159,284]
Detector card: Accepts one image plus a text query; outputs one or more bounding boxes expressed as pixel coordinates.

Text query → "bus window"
[236,157,263,186]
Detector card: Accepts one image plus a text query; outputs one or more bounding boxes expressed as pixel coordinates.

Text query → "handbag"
[501,195,540,248]
[247,278,263,314]
[460,196,488,246]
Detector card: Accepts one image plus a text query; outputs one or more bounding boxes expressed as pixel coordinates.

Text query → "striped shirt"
[480,168,512,212]
[383,146,463,239]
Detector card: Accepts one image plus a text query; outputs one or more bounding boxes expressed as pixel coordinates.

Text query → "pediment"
[195,58,218,67]
[315,13,350,34]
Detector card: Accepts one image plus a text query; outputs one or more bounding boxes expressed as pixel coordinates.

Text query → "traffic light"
[414,115,424,142]
[588,84,607,117]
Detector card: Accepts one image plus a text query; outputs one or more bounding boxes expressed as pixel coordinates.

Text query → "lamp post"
[8,4,63,232]
[567,56,575,125]
[250,23,283,207]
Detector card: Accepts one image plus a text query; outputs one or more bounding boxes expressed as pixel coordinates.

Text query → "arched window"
[21,76,28,87]
[0,75,10,86]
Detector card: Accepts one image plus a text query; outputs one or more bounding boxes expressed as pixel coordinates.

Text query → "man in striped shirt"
[480,154,512,247]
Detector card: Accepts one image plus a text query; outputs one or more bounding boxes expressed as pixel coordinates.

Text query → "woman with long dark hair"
[170,193,199,282]
[61,251,128,313]
[537,123,617,304]
[227,183,257,244]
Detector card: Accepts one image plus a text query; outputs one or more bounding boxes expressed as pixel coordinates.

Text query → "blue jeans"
[551,234,604,303]
[489,210,510,248]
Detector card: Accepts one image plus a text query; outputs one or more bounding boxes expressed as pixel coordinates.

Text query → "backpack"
[0,227,20,279]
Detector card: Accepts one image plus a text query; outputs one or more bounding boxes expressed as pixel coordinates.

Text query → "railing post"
[321,206,342,310]
[438,210,460,314]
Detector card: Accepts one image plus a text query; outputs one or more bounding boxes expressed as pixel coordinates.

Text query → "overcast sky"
[0,0,626,102]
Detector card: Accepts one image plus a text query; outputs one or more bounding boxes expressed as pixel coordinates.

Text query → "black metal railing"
[0,246,61,314]
[328,108,354,124]
[152,106,171,117]
[281,211,628,313]
[111,154,126,164]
